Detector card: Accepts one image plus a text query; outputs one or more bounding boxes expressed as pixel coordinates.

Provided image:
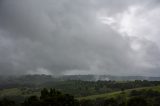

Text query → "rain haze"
[0,0,160,76]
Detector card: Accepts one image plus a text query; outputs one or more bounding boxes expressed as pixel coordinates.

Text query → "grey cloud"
[0,0,160,76]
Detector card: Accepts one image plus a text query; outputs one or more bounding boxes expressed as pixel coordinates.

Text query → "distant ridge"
[59,75,160,81]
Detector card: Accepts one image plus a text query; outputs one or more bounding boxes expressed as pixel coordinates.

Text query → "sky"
[0,0,160,76]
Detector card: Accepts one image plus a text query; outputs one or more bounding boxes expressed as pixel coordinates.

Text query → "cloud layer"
[0,0,160,76]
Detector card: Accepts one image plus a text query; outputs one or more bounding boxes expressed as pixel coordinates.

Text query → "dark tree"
[104,98,118,106]
[22,88,79,106]
[127,97,149,106]
[0,98,15,106]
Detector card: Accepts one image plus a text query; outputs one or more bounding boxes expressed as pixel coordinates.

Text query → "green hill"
[1,85,160,100]
[78,85,160,100]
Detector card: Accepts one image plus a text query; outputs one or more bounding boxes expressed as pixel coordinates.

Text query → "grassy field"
[0,88,40,97]
[78,85,160,100]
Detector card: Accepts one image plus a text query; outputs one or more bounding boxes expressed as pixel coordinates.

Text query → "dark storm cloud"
[0,0,160,76]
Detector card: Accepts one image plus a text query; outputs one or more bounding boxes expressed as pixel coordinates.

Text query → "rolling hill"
[78,85,160,100]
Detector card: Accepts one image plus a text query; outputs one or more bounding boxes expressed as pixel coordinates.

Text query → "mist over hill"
[1,0,160,105]
[1,74,160,86]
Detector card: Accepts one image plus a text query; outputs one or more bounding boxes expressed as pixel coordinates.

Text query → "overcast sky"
[0,0,160,76]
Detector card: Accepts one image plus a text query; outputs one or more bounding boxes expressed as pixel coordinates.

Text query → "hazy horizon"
[0,0,160,76]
